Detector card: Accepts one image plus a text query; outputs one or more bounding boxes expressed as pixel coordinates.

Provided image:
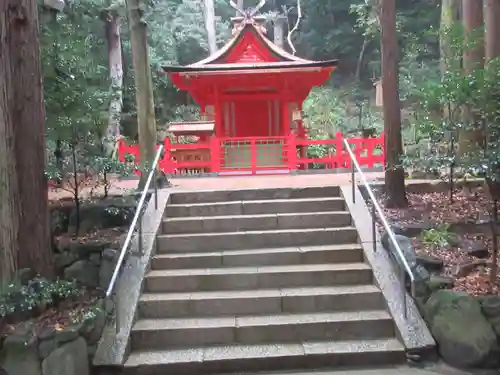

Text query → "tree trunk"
[485,0,500,63]
[204,0,217,54]
[273,14,286,48]
[0,0,53,288]
[126,0,157,187]
[379,0,407,208]
[104,10,123,157]
[484,0,500,290]
[440,0,459,75]
[460,0,484,155]
[462,0,484,71]
[355,37,369,82]
[0,49,19,288]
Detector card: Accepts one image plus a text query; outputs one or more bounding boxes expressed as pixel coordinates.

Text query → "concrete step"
[221,368,437,375]
[138,285,385,319]
[157,227,358,253]
[166,197,346,217]
[124,338,405,374]
[162,211,352,234]
[144,263,372,293]
[131,310,395,350]
[151,244,364,270]
[169,186,341,205]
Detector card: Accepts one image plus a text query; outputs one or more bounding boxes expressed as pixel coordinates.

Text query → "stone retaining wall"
[0,299,106,375]
[0,197,135,375]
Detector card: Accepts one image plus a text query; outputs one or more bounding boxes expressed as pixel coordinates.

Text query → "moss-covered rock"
[68,197,135,234]
[424,290,499,368]
[0,323,42,375]
[480,295,500,339]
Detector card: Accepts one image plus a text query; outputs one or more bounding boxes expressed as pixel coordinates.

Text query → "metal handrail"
[342,138,415,319]
[106,145,164,332]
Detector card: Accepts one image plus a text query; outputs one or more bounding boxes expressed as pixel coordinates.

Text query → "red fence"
[118,132,385,176]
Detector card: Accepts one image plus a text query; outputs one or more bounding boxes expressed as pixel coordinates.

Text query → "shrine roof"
[162,21,338,73]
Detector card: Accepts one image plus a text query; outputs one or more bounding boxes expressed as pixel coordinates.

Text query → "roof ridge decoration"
[229,0,267,20]
[232,18,267,36]
[161,0,339,72]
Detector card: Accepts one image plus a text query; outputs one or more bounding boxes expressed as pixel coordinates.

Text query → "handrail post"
[153,166,158,210]
[138,217,143,255]
[372,204,376,252]
[105,144,164,335]
[342,137,414,320]
[351,161,355,204]
[401,267,408,319]
[115,294,120,334]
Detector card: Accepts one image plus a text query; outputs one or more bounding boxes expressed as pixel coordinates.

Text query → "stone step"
[138,285,385,319]
[123,338,405,374]
[166,197,345,217]
[151,244,364,270]
[131,310,395,350]
[157,227,358,253]
[144,263,372,293]
[162,211,352,234]
[169,186,341,205]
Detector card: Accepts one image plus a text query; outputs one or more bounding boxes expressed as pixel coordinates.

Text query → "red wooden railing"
[117,132,385,176]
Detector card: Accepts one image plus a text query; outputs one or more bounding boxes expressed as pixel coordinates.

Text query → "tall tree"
[460,0,484,154]
[440,0,459,75]
[485,0,500,63]
[103,3,124,156]
[126,0,157,185]
[379,0,407,208]
[462,0,484,71]
[484,0,500,291]
[0,0,53,287]
[204,0,217,54]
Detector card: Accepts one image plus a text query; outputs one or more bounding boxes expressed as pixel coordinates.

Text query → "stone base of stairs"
[124,339,405,375]
[96,185,434,375]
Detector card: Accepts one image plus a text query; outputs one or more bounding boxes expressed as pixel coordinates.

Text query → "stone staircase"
[123,186,406,374]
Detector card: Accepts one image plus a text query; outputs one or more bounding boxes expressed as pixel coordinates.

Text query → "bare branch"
[287,0,301,55]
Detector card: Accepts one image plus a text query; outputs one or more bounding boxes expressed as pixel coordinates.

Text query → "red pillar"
[282,100,290,135]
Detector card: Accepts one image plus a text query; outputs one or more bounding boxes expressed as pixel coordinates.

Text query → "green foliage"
[0,279,82,319]
[420,223,455,248]
[303,87,383,137]
[40,0,443,134]
[41,1,109,142]
[402,48,500,184]
[69,303,103,324]
[399,36,440,104]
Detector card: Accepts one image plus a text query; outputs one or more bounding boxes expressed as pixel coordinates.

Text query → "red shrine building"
[163,20,338,139]
[160,16,339,174]
[117,12,385,175]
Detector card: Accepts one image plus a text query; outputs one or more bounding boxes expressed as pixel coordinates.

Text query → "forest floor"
[375,184,500,295]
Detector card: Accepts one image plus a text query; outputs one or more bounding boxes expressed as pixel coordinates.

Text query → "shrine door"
[221,99,286,171]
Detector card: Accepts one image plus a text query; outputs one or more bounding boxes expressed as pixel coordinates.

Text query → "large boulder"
[98,248,118,289]
[424,290,499,368]
[50,204,72,237]
[64,260,99,287]
[41,337,89,375]
[0,323,42,375]
[380,231,430,284]
[80,301,107,345]
[68,197,135,234]
[480,295,500,339]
